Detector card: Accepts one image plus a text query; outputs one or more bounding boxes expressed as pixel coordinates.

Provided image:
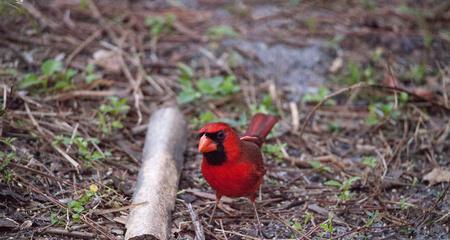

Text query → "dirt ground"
[0,0,449,239]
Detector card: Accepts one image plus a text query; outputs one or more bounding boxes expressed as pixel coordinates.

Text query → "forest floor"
[0,0,449,239]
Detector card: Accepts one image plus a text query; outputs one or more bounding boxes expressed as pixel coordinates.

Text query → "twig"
[290,101,300,132]
[94,202,148,215]
[213,229,261,240]
[24,103,80,169]
[299,220,326,240]
[9,163,79,189]
[186,203,205,240]
[2,84,7,110]
[22,2,59,29]
[266,211,309,239]
[16,176,115,239]
[299,82,366,138]
[65,123,79,152]
[66,30,102,65]
[44,89,129,101]
[416,183,450,228]
[298,83,450,139]
[219,219,228,240]
[40,227,95,239]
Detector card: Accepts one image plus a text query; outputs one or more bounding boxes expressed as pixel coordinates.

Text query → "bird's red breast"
[198,114,278,201]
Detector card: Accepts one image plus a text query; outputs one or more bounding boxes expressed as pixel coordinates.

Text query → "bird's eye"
[217,131,225,140]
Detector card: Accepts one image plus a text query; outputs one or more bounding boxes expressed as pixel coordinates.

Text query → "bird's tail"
[244,113,278,141]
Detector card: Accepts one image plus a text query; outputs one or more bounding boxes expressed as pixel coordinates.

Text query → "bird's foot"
[217,202,237,216]
[208,201,237,225]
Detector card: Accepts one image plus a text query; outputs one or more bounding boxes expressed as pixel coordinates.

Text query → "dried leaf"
[92,50,122,74]
[383,73,398,88]
[423,168,450,185]
[329,57,343,73]
[412,87,434,100]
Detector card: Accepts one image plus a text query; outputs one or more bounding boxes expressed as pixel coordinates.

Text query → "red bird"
[197,113,278,224]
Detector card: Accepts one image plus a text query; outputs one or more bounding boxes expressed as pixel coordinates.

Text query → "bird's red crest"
[198,122,231,134]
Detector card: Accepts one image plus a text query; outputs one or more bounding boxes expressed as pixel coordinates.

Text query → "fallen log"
[125,107,187,240]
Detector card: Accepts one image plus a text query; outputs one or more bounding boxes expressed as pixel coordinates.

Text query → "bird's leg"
[252,201,262,227]
[209,193,222,224]
[249,194,263,237]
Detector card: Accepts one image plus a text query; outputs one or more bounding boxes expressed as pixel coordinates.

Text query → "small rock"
[111,228,124,235]
[20,220,32,230]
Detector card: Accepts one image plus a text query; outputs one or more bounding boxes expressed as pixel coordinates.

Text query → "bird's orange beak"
[198,135,217,153]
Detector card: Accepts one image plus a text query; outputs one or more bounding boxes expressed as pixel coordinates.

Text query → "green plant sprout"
[362,156,377,168]
[365,210,379,227]
[262,143,287,162]
[207,25,238,40]
[145,14,176,38]
[302,87,336,106]
[365,102,399,125]
[309,160,332,173]
[177,64,240,104]
[67,184,99,222]
[190,111,219,128]
[320,213,334,239]
[97,97,130,134]
[250,94,277,115]
[19,59,77,92]
[0,151,14,182]
[0,137,17,182]
[339,62,376,85]
[53,135,111,165]
[84,63,102,84]
[324,176,360,201]
[405,64,427,84]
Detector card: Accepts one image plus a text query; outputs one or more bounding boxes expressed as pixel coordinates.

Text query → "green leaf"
[64,69,77,80]
[72,213,80,222]
[308,160,321,169]
[399,92,409,103]
[262,143,286,161]
[178,63,194,82]
[347,62,362,84]
[68,200,82,211]
[362,156,377,168]
[41,59,63,76]
[207,25,238,40]
[111,120,123,129]
[146,16,165,36]
[292,222,302,231]
[342,176,360,191]
[302,87,335,105]
[50,213,59,225]
[177,88,201,104]
[100,104,113,113]
[19,73,43,89]
[220,75,240,95]
[196,77,223,95]
[191,111,218,127]
[365,114,379,126]
[145,14,175,37]
[91,151,105,161]
[251,94,277,115]
[324,180,342,189]
[366,210,379,227]
[85,64,101,83]
[53,76,73,91]
[86,63,95,73]
[380,103,394,115]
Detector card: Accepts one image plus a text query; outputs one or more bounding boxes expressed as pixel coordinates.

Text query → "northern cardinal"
[197,113,278,224]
